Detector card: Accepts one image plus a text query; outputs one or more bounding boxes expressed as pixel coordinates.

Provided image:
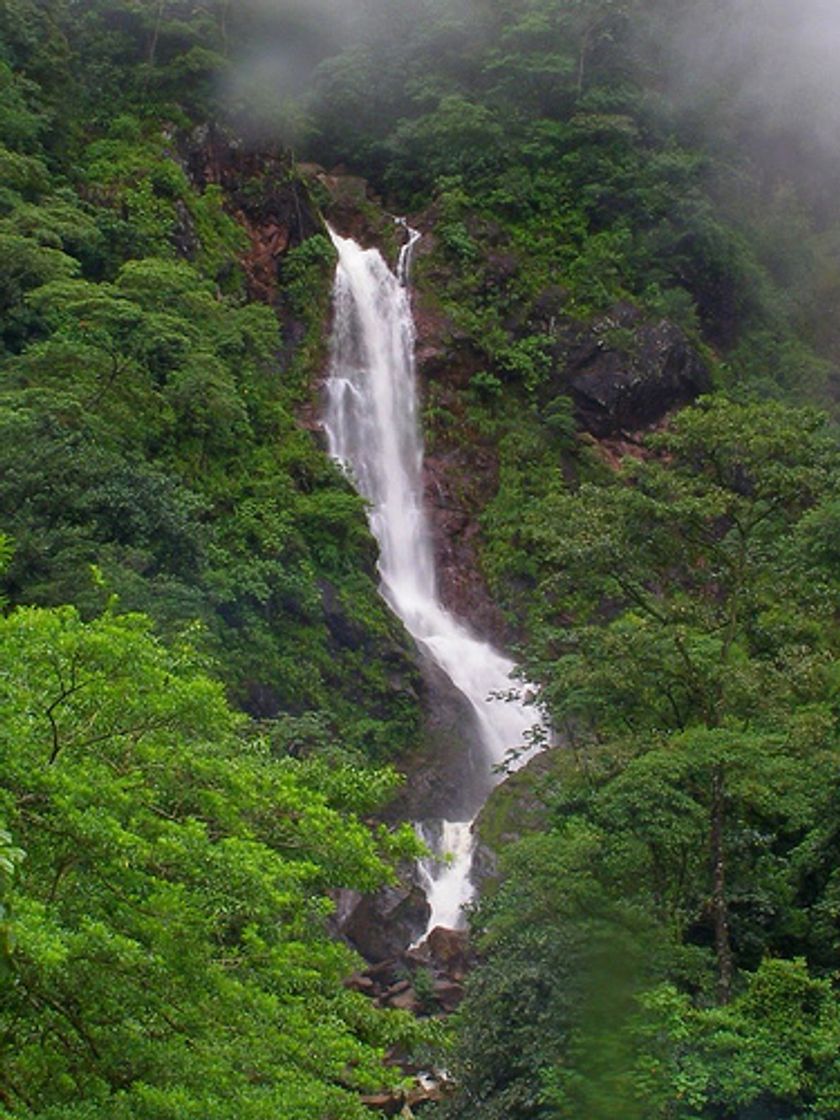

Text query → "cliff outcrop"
[183,126,322,306]
[553,302,713,437]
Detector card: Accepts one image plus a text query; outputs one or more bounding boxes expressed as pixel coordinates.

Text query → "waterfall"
[323,225,538,934]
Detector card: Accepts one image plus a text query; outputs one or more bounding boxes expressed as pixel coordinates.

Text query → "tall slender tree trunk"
[577,23,592,95]
[147,0,165,68]
[219,0,231,57]
[710,763,733,1004]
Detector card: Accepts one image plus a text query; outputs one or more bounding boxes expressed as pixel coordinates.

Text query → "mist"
[220,0,484,145]
[220,0,369,141]
[666,0,840,155]
[221,0,423,142]
[221,0,840,195]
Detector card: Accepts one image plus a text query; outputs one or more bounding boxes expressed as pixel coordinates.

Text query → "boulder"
[383,653,491,824]
[360,1091,404,1115]
[388,988,423,1014]
[342,883,431,964]
[403,942,432,967]
[550,304,712,437]
[344,972,375,994]
[426,926,473,977]
[433,979,465,1013]
[364,958,403,985]
[385,979,412,997]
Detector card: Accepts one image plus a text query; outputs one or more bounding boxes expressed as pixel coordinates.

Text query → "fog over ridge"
[222,0,840,164]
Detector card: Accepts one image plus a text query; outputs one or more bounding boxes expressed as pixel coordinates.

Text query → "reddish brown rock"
[403,942,432,967]
[433,979,465,1013]
[360,1091,404,1115]
[344,972,376,994]
[388,988,422,1014]
[364,958,402,982]
[423,442,509,644]
[426,926,473,977]
[182,125,322,307]
[408,270,513,645]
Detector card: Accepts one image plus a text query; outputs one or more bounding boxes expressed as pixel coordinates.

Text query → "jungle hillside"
[2,2,840,1118]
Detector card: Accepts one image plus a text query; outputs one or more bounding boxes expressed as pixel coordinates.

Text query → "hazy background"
[223,0,840,147]
[667,0,840,175]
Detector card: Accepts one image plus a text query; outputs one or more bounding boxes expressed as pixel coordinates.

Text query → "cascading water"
[323,225,538,934]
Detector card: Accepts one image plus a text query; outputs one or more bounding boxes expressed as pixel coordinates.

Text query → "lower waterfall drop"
[323,225,538,936]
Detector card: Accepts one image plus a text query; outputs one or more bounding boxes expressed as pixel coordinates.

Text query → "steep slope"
[3,4,840,1120]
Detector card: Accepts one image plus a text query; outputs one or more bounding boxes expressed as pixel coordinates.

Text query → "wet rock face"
[181,125,322,305]
[411,282,512,646]
[425,926,471,977]
[384,653,492,825]
[309,170,400,257]
[423,444,511,646]
[341,881,431,964]
[555,303,712,437]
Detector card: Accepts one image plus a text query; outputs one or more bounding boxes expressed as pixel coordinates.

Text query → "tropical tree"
[0,601,422,1118]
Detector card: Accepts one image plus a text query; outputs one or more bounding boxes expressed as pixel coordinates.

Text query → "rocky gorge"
[171,141,716,965]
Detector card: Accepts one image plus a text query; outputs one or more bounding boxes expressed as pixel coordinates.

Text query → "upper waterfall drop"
[323,224,538,933]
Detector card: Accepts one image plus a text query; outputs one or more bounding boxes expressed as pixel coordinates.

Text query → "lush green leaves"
[440,399,840,1118]
[0,603,421,1118]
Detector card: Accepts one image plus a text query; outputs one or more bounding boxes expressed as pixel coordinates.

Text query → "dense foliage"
[0,4,428,1115]
[0,0,420,757]
[0,589,424,1118]
[3,2,840,1119]
[438,398,840,1118]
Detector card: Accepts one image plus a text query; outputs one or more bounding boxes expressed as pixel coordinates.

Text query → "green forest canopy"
[2,1,840,1118]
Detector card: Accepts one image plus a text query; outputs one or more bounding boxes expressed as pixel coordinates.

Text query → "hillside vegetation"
[2,2,840,1118]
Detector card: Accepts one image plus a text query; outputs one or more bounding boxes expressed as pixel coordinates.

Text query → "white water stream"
[323,225,537,934]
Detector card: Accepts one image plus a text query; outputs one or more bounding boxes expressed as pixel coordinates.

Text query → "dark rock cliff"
[411,262,514,645]
[182,126,322,306]
[409,244,712,644]
[550,302,713,437]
